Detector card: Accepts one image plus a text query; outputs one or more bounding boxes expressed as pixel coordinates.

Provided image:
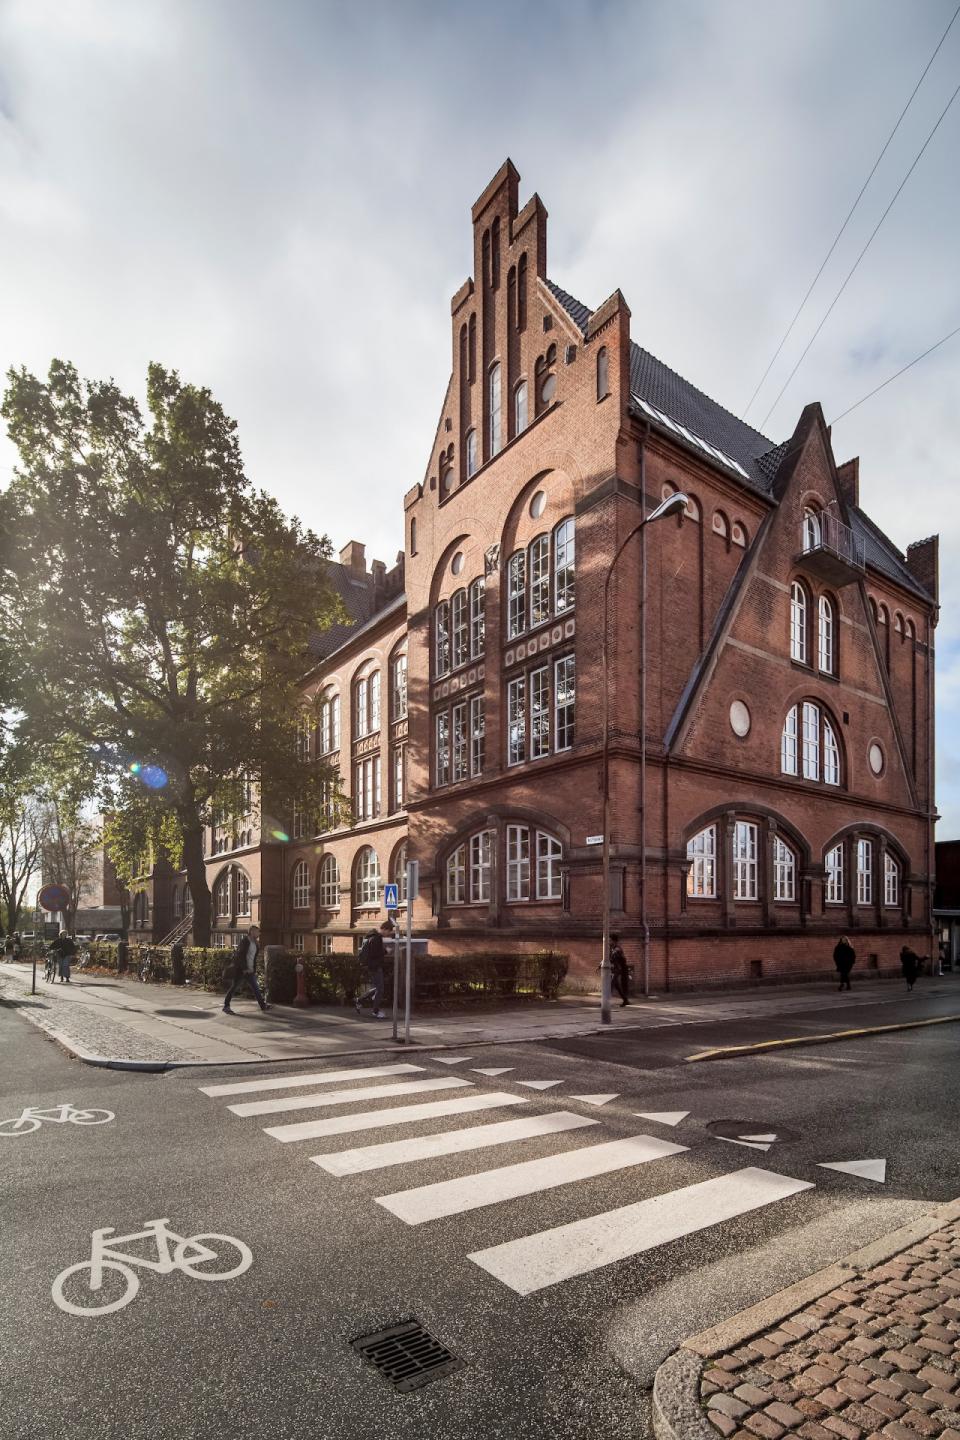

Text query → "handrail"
[803,511,865,570]
[155,913,193,948]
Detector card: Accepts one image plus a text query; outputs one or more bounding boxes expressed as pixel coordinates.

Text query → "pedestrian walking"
[900,945,920,992]
[11,932,23,963]
[610,933,631,1007]
[355,922,393,1019]
[170,940,186,986]
[833,935,855,991]
[222,926,269,1014]
[58,933,76,983]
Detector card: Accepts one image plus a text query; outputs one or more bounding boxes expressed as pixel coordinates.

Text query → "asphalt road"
[2,984,958,1440]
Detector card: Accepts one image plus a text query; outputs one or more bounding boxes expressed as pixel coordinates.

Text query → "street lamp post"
[600,489,689,1026]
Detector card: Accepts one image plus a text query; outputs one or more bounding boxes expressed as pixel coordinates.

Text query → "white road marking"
[717,1136,772,1152]
[313,1111,598,1176]
[376,1134,688,1225]
[471,1067,513,1076]
[517,1080,563,1090]
[469,1166,814,1295]
[569,1094,618,1107]
[740,1133,777,1143]
[265,1091,527,1143]
[635,1111,689,1127]
[228,1077,471,1118]
[818,1158,887,1183]
[429,1055,474,1065]
[199,1064,424,1098]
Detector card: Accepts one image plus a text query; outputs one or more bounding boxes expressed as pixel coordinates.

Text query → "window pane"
[466,429,477,478]
[469,578,485,658]
[824,717,840,786]
[884,853,899,907]
[733,821,758,901]
[506,824,530,901]
[452,589,468,669]
[857,838,873,905]
[452,702,468,781]
[370,671,381,731]
[555,519,575,613]
[818,596,834,673]
[536,831,562,900]
[436,713,450,786]
[470,830,491,902]
[826,843,844,904]
[686,826,717,898]
[530,535,550,626]
[531,666,550,758]
[555,654,575,751]
[470,695,485,776]
[773,837,795,902]
[435,601,451,676]
[515,381,528,435]
[355,677,368,737]
[802,701,820,780]
[790,582,807,663]
[508,677,525,766]
[392,655,407,720]
[508,551,526,638]
[489,363,502,457]
[781,706,798,775]
[446,844,466,904]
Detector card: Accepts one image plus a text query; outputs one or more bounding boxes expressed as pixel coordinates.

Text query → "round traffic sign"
[38,883,71,913]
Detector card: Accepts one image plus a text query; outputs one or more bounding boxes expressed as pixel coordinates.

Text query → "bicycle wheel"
[0,1115,40,1136]
[52,1260,139,1316]
[69,1108,115,1126]
[174,1232,253,1281]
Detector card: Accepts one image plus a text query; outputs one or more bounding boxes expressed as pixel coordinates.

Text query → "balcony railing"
[798,511,865,586]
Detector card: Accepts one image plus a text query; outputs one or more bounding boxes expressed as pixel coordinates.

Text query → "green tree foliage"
[0,360,342,944]
[0,736,48,935]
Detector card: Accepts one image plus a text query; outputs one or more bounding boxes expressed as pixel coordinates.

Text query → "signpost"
[36,884,71,996]
[383,883,399,910]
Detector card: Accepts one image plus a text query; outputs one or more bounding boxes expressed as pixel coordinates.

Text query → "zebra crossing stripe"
[313,1111,599,1176]
[376,1133,688,1225]
[199,1064,424,1098]
[469,1166,814,1295]
[228,1076,471,1118]
[265,1091,528,1143]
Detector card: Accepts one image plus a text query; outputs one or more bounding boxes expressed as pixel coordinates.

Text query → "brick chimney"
[339,540,366,577]
[836,456,859,509]
[905,535,939,604]
[371,558,386,589]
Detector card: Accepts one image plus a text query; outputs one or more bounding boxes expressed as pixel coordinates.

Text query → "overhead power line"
[758,74,960,432]
[829,321,960,424]
[740,1,960,423]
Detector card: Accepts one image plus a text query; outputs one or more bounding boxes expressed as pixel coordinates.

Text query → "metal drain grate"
[352,1319,462,1392]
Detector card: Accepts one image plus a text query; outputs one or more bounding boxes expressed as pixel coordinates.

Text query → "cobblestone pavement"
[702,1220,960,1440]
[1,981,193,1062]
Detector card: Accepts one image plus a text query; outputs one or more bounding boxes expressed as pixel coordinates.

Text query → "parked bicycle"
[52,1218,253,1316]
[0,1103,115,1136]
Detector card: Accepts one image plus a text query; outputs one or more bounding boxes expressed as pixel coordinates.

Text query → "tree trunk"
[182,821,211,947]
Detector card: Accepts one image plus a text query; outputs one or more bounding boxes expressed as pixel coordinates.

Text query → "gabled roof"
[849,508,931,602]
[307,562,401,664]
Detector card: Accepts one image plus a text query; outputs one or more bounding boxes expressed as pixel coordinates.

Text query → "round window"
[540,373,557,405]
[451,551,464,576]
[729,700,751,738]
[868,742,884,776]
[529,490,546,519]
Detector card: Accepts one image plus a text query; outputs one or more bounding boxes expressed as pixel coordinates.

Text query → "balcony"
[795,511,865,588]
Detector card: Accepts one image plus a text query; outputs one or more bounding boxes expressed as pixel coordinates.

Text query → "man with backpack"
[222,926,270,1014]
[355,922,394,1019]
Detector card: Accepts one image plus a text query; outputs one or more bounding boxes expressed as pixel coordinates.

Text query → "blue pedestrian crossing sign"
[383,883,400,909]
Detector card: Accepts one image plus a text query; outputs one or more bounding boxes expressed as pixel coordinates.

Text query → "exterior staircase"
[155,913,193,948]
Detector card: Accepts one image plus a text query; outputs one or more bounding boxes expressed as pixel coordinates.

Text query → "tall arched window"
[489,363,502,458]
[878,604,890,670]
[818,595,835,674]
[802,507,821,551]
[515,381,528,435]
[451,589,468,669]
[466,429,477,478]
[468,313,476,382]
[296,710,312,762]
[491,216,500,288]
[292,860,310,911]
[410,517,417,555]
[319,691,340,753]
[529,535,550,626]
[318,854,340,909]
[825,843,844,904]
[354,667,381,737]
[435,599,451,676]
[355,847,380,907]
[773,838,795,902]
[214,872,232,918]
[507,551,526,639]
[517,253,527,331]
[393,842,408,905]
[686,826,717,898]
[884,852,900,907]
[237,871,251,917]
[782,702,841,786]
[469,577,485,658]
[790,581,808,664]
[391,652,407,721]
[596,346,609,400]
[173,886,183,920]
[554,518,575,612]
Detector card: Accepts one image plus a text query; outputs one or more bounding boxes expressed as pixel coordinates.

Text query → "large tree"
[0,739,48,935]
[0,360,342,944]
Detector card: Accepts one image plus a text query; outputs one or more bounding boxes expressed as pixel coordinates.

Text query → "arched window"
[529,534,550,626]
[451,588,468,669]
[536,831,563,900]
[877,604,890,670]
[319,691,340,754]
[884,853,900,907]
[410,517,417,555]
[823,715,840,786]
[686,826,717,898]
[684,495,702,523]
[489,363,502,458]
[790,581,808,663]
[292,860,310,911]
[856,838,873,906]
[393,843,408,905]
[435,600,450,676]
[491,216,501,289]
[712,511,729,540]
[446,844,466,904]
[515,381,528,436]
[825,844,844,904]
[354,667,381,737]
[391,652,407,721]
[469,577,485,658]
[237,871,251,917]
[781,703,841,786]
[466,429,477,479]
[733,821,759,901]
[441,456,455,495]
[802,507,821,551]
[214,871,232,918]
[818,595,835,674]
[894,612,904,638]
[773,837,795,902]
[468,313,476,382]
[507,550,526,639]
[517,253,527,331]
[296,710,312,762]
[318,854,340,909]
[731,522,747,547]
[596,346,609,401]
[554,518,575,612]
[355,847,380,907]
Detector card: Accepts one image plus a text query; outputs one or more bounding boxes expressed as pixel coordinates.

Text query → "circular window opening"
[451,551,464,576]
[540,374,557,405]
[529,491,546,519]
[868,742,884,776]
[729,700,751,738]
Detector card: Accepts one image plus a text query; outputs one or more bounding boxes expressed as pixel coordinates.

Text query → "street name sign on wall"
[38,883,71,914]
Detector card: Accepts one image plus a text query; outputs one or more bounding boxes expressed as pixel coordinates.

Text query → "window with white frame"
[354,669,381,737]
[452,701,468,781]
[801,701,819,780]
[790,581,808,664]
[536,831,563,900]
[506,824,531,901]
[466,428,477,478]
[320,693,340,754]
[507,657,575,765]
[321,769,340,829]
[452,588,468,669]
[508,551,526,639]
[773,837,795,902]
[292,797,307,840]
[507,676,526,766]
[515,380,528,435]
[446,844,466,904]
[296,711,312,761]
[531,665,550,759]
[470,830,492,901]
[530,535,550,626]
[506,519,576,638]
[318,934,333,956]
[823,715,840,786]
[782,703,840,786]
[435,713,450,787]
[555,654,575,751]
[292,861,310,910]
[857,838,873,905]
[435,600,451,677]
[292,932,304,953]
[489,362,502,457]
[781,704,798,775]
[802,507,821,551]
[554,518,575,613]
[318,855,340,909]
[354,755,381,822]
[825,843,844,904]
[469,578,485,658]
[237,871,251,917]
[391,744,406,810]
[733,821,759,901]
[884,852,900,907]
[819,595,835,673]
[215,872,232,917]
[355,847,380,906]
[391,654,407,721]
[393,843,407,905]
[686,826,717,898]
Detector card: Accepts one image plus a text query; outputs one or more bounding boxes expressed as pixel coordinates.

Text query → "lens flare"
[129,762,142,774]
[141,765,168,790]
[271,829,289,843]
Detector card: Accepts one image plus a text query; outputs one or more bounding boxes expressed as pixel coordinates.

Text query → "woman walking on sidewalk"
[833,936,855,991]
[900,945,920,992]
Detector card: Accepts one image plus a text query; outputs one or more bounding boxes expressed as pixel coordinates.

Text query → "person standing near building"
[833,935,855,992]
[222,926,269,1014]
[900,945,920,992]
[355,922,393,1019]
[610,933,631,1008]
[58,933,76,983]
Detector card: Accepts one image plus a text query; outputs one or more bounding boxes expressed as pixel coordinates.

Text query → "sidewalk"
[654,1200,960,1440]
[1,959,957,1070]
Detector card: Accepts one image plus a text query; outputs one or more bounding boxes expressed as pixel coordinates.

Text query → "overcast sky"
[2,0,958,831]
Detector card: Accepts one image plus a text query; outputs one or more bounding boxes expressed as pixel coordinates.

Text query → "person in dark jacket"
[833,936,855,991]
[610,934,630,1007]
[355,922,393,1019]
[170,940,186,986]
[222,927,269,1014]
[900,945,920,992]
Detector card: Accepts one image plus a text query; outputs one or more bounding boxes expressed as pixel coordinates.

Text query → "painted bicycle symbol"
[0,1103,115,1137]
[52,1218,253,1317]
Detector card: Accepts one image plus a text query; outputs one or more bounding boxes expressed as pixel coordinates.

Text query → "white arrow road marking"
[818,1159,887,1183]
[635,1111,689,1127]
[517,1080,564,1090]
[313,1111,598,1176]
[739,1133,778,1143]
[199,1064,424,1098]
[429,1055,474,1065]
[717,1136,772,1152]
[376,1134,688,1225]
[265,1091,528,1143]
[569,1094,619,1107]
[228,1077,471,1118]
[469,1167,814,1295]
[471,1068,514,1077]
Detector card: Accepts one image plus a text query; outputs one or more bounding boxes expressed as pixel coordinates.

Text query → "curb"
[686,1011,960,1061]
[651,1194,960,1440]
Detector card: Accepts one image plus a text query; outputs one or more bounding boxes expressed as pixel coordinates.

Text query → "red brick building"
[137,160,938,989]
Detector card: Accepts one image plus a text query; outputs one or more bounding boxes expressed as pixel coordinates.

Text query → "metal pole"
[601,563,613,1027]
[403,868,413,1046]
[391,933,400,1042]
[31,953,37,995]
[640,448,651,999]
